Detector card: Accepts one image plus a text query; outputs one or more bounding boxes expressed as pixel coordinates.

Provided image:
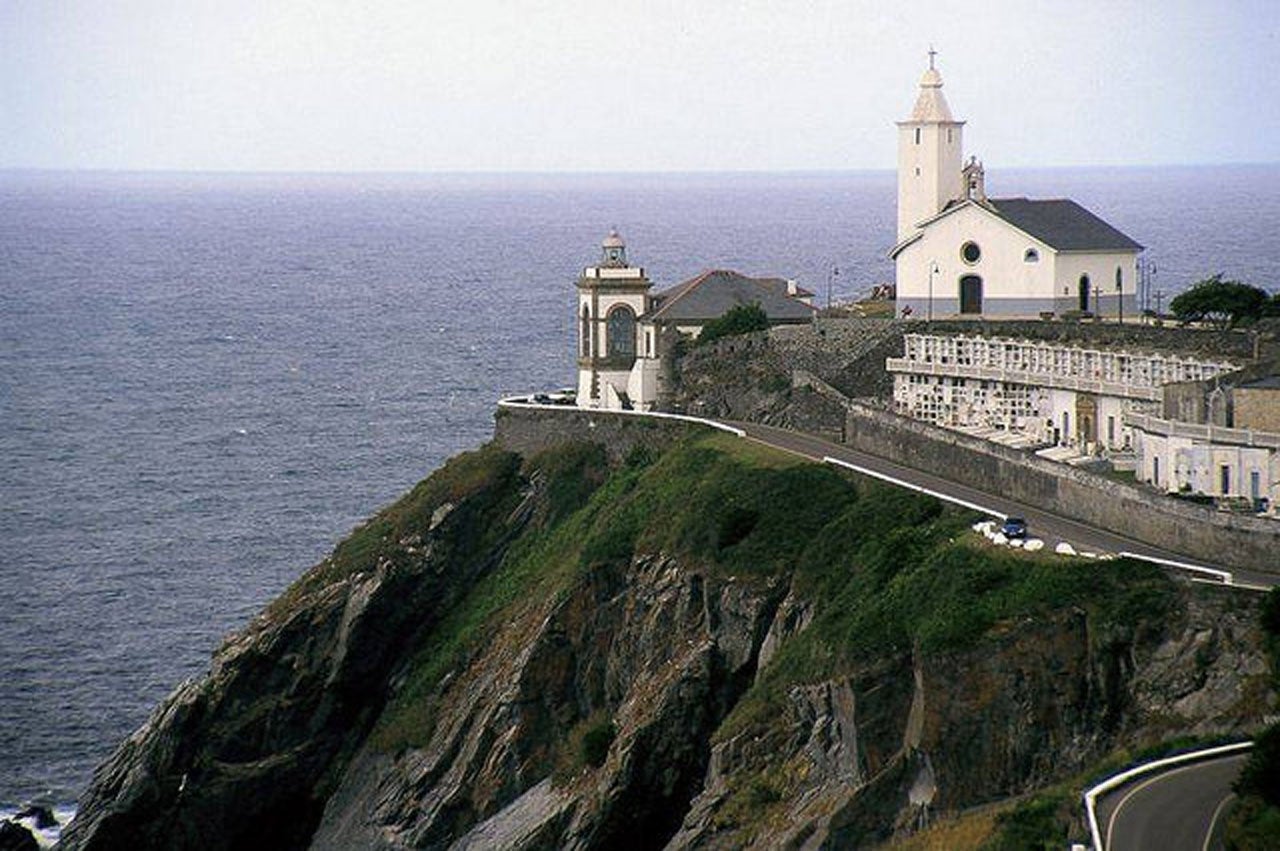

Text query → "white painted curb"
[1082,741,1253,851]
[1118,552,1233,586]
[822,455,1008,519]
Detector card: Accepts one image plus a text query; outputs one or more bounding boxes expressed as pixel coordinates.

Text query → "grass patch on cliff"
[371,442,631,752]
[715,490,1174,742]
[268,444,524,618]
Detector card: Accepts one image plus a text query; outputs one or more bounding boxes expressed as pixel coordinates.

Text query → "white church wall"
[896,205,1057,318]
[1053,252,1141,318]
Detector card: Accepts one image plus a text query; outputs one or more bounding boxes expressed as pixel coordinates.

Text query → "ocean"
[2,165,1278,820]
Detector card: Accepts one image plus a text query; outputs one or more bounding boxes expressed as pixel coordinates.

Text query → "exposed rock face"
[61,439,1272,851]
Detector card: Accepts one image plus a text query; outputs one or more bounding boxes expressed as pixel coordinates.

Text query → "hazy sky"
[3,0,1278,172]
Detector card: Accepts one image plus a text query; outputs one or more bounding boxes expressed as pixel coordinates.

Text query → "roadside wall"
[843,402,1280,573]
[494,404,706,463]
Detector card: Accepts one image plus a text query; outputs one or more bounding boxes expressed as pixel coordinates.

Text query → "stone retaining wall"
[494,404,705,463]
[843,401,1280,573]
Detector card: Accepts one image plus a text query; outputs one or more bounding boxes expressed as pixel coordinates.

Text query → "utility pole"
[1093,284,1102,319]
[1154,289,1166,320]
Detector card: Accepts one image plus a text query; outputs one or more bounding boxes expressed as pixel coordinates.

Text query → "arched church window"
[915,128,921,145]
[1115,266,1123,290]
[961,241,981,264]
[1024,248,1039,263]
[580,305,591,357]
[1078,274,1091,312]
[606,306,636,359]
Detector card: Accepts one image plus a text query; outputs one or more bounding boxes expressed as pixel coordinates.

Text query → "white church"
[891,54,1144,319]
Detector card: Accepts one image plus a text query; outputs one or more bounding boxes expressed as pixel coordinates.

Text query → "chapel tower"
[575,230,652,409]
[896,50,965,242]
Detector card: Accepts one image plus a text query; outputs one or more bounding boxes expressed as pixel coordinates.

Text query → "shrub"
[579,719,616,768]
[698,303,769,346]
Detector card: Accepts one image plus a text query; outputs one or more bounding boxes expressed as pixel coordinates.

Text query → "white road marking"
[1202,793,1236,851]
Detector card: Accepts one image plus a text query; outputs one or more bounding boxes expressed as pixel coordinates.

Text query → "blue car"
[1000,517,1028,539]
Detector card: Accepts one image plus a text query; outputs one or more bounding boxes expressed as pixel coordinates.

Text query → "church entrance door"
[959,275,983,314]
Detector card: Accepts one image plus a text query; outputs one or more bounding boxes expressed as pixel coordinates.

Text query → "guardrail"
[1082,741,1254,851]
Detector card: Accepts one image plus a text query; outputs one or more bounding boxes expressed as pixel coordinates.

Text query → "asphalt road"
[1095,753,1247,851]
[729,421,1280,590]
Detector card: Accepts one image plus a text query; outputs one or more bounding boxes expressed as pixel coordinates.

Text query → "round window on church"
[961,242,981,264]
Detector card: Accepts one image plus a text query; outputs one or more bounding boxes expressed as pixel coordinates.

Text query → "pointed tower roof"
[904,49,958,123]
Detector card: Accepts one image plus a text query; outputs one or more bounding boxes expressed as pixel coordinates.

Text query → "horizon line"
[3,161,1279,178]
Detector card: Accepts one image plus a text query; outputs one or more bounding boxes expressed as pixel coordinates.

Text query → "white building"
[891,55,1143,319]
[888,333,1238,452]
[1130,376,1280,510]
[575,231,814,411]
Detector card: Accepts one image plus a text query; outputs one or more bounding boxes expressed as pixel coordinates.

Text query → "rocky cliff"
[61,430,1272,850]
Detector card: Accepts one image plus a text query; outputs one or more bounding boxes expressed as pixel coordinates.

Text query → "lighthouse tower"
[575,230,652,409]
[896,50,965,242]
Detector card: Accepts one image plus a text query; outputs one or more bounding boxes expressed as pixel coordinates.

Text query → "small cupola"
[601,229,628,268]
[962,156,986,202]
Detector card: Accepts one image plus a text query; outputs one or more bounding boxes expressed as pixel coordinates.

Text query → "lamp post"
[928,261,939,323]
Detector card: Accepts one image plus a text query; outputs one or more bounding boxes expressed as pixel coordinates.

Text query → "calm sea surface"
[2,166,1278,814]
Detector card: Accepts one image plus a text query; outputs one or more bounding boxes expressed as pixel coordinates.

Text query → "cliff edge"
[61,430,1271,850]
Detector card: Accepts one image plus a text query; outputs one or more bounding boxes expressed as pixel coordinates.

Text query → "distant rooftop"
[648,270,814,323]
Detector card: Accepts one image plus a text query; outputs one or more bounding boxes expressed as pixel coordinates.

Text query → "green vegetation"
[579,717,616,768]
[697,302,770,345]
[1225,588,1280,848]
[353,427,1177,839]
[369,442,612,752]
[717,510,1170,741]
[1170,274,1273,329]
[269,445,524,618]
[980,793,1068,851]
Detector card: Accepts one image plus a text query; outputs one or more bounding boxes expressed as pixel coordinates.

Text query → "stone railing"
[885,358,1163,402]
[1125,413,1280,449]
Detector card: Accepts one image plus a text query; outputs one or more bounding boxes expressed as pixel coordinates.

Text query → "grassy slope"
[293,431,1180,843]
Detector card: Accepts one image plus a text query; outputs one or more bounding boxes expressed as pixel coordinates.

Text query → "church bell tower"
[896,50,965,242]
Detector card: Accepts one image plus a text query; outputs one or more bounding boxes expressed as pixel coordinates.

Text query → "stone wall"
[843,401,1280,573]
[494,404,706,463]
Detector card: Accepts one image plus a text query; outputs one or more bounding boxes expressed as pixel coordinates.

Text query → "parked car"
[1000,517,1028,539]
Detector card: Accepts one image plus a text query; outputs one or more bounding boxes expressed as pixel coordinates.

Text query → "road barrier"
[1081,741,1254,851]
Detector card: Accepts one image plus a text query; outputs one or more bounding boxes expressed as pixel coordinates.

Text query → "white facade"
[889,333,1237,452]
[1130,413,1280,511]
[576,232,659,411]
[895,203,1140,319]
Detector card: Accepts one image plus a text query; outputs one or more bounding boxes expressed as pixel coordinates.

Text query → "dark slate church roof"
[987,198,1144,252]
[647,270,814,323]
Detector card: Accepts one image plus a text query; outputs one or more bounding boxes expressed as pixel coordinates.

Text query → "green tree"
[697,302,770,345]
[1170,274,1269,329]
[1263,292,1280,318]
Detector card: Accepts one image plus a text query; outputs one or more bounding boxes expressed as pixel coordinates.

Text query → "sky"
[2,0,1278,172]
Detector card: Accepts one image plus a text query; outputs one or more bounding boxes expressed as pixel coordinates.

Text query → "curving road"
[1095,753,1247,851]
[727,421,1280,590]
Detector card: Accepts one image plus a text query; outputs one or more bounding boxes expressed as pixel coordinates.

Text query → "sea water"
[2,166,1277,822]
